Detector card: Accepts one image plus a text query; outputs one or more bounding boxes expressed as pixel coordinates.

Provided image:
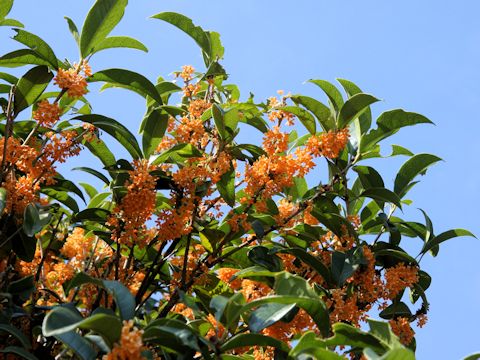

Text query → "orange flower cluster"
[178,65,195,82]
[170,244,208,287]
[54,60,91,98]
[262,126,289,156]
[389,317,415,345]
[188,99,211,118]
[108,160,157,248]
[217,267,242,289]
[103,320,146,360]
[156,195,195,243]
[206,313,226,340]
[33,100,61,127]
[262,308,314,342]
[384,263,419,299]
[267,93,295,126]
[306,128,350,159]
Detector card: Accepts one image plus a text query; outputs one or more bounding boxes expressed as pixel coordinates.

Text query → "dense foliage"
[0,1,475,359]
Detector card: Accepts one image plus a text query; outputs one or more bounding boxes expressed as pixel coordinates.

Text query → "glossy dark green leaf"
[331,252,355,286]
[337,93,379,129]
[41,188,79,212]
[379,302,412,320]
[7,275,34,301]
[217,168,235,207]
[12,29,58,69]
[354,166,385,190]
[43,307,121,347]
[14,65,53,115]
[282,105,316,134]
[249,303,297,333]
[0,49,51,68]
[89,68,162,105]
[143,318,201,354]
[337,78,373,133]
[151,12,211,64]
[49,177,86,202]
[93,36,148,54]
[82,137,117,170]
[141,108,169,157]
[67,273,135,320]
[291,94,333,131]
[0,347,38,360]
[421,229,476,256]
[54,331,97,360]
[394,154,442,198]
[22,203,41,237]
[73,167,110,185]
[220,333,289,353]
[74,114,142,159]
[152,143,202,165]
[212,103,227,139]
[309,79,344,113]
[361,110,433,152]
[360,188,402,209]
[248,246,282,271]
[275,248,332,286]
[326,323,385,353]
[72,207,110,222]
[0,324,31,349]
[80,0,128,57]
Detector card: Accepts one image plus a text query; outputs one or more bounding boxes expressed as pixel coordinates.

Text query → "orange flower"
[306,128,350,159]
[179,65,195,82]
[33,100,61,127]
[384,263,418,299]
[54,64,89,98]
[103,320,145,360]
[217,268,242,290]
[262,126,289,156]
[389,317,415,345]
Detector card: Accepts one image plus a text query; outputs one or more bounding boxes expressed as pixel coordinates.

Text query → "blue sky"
[3,1,480,358]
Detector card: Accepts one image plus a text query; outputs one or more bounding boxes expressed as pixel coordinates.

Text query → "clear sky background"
[2,1,479,359]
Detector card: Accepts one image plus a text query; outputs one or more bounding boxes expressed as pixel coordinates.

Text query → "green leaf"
[151,143,202,165]
[0,18,23,27]
[464,353,480,360]
[89,68,162,105]
[282,105,316,134]
[360,188,402,209]
[0,324,31,349]
[361,110,433,152]
[14,65,53,115]
[0,347,38,360]
[23,203,41,237]
[43,307,121,347]
[0,71,17,83]
[394,153,442,198]
[73,167,110,185]
[379,302,412,320]
[143,319,201,354]
[80,0,128,57]
[326,323,385,353]
[421,229,476,256]
[331,251,355,286]
[64,16,80,45]
[67,273,135,320]
[0,187,6,214]
[82,137,117,170]
[0,0,13,19]
[275,248,332,286]
[54,331,97,360]
[12,29,58,69]
[291,94,334,131]
[220,333,289,353]
[248,246,282,272]
[212,103,227,139]
[240,294,330,337]
[151,12,211,64]
[337,93,379,129]
[217,168,235,207]
[249,303,297,333]
[72,208,110,223]
[0,49,51,68]
[93,36,148,54]
[354,166,385,189]
[141,108,169,157]
[41,188,79,212]
[74,114,142,159]
[390,145,414,157]
[309,79,344,113]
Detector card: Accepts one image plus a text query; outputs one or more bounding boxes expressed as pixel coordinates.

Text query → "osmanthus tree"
[0,0,475,359]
